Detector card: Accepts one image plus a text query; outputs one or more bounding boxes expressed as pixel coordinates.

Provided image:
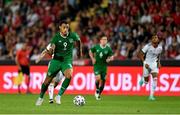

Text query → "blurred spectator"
[167,45,178,59]
[30,48,40,60]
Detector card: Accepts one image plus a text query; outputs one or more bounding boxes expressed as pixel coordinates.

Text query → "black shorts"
[19,65,30,76]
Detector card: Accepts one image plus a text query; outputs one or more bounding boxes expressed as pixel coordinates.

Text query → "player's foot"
[95,92,101,100]
[35,97,44,106]
[139,78,144,86]
[49,99,53,104]
[55,95,61,104]
[148,95,156,101]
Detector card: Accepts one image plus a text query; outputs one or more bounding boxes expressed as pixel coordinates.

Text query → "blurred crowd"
[0,0,179,60]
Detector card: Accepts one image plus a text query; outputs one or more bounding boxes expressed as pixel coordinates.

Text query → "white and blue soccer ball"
[73,95,85,106]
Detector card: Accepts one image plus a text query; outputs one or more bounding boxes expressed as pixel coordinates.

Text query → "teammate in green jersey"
[36,20,82,106]
[89,35,114,100]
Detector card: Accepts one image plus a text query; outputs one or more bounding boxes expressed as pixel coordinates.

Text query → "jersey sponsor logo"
[104,51,108,54]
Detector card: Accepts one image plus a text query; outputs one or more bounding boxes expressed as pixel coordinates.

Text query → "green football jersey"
[50,32,80,62]
[90,44,113,66]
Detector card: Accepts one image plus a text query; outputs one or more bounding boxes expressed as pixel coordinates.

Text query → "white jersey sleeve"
[142,44,149,53]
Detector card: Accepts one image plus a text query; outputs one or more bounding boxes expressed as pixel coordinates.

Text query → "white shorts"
[54,71,64,83]
[143,62,159,77]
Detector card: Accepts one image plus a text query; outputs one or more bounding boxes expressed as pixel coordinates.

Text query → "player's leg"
[36,76,54,106]
[149,72,158,101]
[139,65,150,86]
[144,77,149,84]
[48,71,64,103]
[48,79,55,103]
[58,69,72,96]
[94,74,101,100]
[99,73,106,95]
[36,60,60,106]
[93,65,101,100]
[55,63,72,104]
[17,68,22,94]
[54,71,64,88]
[148,63,159,100]
[48,79,60,103]
[24,66,31,94]
[99,66,107,95]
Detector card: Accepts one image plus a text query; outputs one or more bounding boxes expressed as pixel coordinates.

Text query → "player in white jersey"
[48,70,64,103]
[138,35,162,100]
[36,48,64,103]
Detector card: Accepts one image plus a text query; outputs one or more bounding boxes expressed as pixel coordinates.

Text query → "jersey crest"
[69,38,73,43]
[104,50,108,54]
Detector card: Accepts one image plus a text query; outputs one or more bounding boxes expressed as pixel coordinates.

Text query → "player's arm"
[106,48,114,62]
[15,51,21,70]
[138,44,149,62]
[89,50,96,64]
[35,43,55,63]
[106,55,114,63]
[157,53,161,68]
[138,45,149,69]
[137,50,145,62]
[73,32,82,58]
[76,40,82,58]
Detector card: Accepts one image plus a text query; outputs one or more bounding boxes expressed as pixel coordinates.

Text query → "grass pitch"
[0,94,179,114]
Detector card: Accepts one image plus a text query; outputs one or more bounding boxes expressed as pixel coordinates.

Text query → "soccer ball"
[73,95,85,106]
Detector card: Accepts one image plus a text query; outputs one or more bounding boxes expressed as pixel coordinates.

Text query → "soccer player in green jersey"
[89,35,114,100]
[36,20,82,106]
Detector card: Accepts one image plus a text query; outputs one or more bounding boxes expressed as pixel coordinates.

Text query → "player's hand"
[106,58,111,63]
[35,58,41,64]
[144,63,151,72]
[35,54,44,64]
[92,58,96,64]
[145,64,149,69]
[158,63,161,68]
[35,50,48,64]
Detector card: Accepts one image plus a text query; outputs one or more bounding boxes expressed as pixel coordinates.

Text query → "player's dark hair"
[59,20,68,26]
[99,33,107,40]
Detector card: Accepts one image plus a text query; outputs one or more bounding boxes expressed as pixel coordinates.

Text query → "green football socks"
[58,78,71,96]
[40,83,48,98]
[95,81,100,93]
[99,80,105,94]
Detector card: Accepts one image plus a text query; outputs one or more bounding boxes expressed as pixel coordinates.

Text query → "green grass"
[0,94,180,114]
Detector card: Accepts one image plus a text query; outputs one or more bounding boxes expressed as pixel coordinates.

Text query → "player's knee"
[64,69,73,79]
[64,72,72,79]
[44,77,52,85]
[100,79,105,85]
[95,76,101,81]
[95,78,100,82]
[54,82,59,88]
[66,75,72,79]
[152,73,158,78]
[144,77,149,82]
